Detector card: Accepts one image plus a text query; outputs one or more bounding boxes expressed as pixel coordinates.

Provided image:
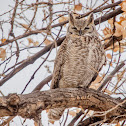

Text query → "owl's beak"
[79,30,82,35]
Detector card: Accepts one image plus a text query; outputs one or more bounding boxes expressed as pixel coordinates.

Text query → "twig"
[0,7,123,47]
[0,36,65,87]
[0,116,14,126]
[25,0,38,33]
[21,44,54,94]
[97,62,125,91]
[63,109,69,126]
[68,111,84,126]
[9,0,18,36]
[32,75,52,92]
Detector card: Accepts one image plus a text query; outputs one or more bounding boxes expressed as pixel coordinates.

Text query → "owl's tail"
[48,107,65,121]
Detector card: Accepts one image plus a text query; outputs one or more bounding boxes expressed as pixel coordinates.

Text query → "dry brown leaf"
[121,20,126,28]
[46,109,49,113]
[58,16,68,26]
[119,16,126,24]
[87,110,94,116]
[49,120,55,124]
[115,122,121,126]
[122,29,126,38]
[91,75,103,89]
[113,47,118,52]
[0,73,5,77]
[120,47,124,52]
[122,12,126,18]
[103,27,112,36]
[119,1,126,12]
[110,62,112,66]
[74,3,82,11]
[106,53,112,59]
[33,41,39,46]
[113,47,119,52]
[114,22,122,36]
[106,9,126,39]
[117,69,125,81]
[92,75,102,84]
[1,38,6,43]
[120,21,126,38]
[113,47,124,52]
[69,111,76,117]
[113,58,116,62]
[91,82,101,89]
[27,38,34,45]
[79,106,83,109]
[90,83,101,89]
[76,108,81,113]
[108,18,114,28]
[44,39,52,45]
[114,22,123,37]
[0,48,6,61]
[20,23,32,31]
[34,121,38,126]
[103,27,112,39]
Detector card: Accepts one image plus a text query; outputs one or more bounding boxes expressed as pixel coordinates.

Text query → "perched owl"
[48,13,105,121]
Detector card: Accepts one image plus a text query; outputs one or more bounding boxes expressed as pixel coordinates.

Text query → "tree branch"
[32,74,52,92]
[0,88,126,122]
[0,37,65,86]
[94,7,123,25]
[0,6,123,47]
[98,61,125,91]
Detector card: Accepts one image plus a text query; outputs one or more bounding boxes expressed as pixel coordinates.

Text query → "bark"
[0,88,126,122]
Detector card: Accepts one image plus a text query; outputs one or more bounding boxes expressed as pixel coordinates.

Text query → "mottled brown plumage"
[48,13,105,121]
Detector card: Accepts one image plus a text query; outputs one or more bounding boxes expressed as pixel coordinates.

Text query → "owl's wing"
[87,44,106,88]
[50,38,68,89]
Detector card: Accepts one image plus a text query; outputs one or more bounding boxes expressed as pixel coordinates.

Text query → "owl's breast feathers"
[51,35,105,89]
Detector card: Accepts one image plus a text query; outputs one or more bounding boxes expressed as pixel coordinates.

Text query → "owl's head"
[68,13,96,36]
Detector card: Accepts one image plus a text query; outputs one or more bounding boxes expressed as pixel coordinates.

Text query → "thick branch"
[0,88,125,122]
[94,7,123,25]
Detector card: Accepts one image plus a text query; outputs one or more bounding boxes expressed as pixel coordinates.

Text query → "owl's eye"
[72,27,77,30]
[85,27,89,30]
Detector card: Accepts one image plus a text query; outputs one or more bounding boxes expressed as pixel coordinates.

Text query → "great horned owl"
[48,13,105,121]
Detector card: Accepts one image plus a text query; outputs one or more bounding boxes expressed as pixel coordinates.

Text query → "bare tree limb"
[0,6,123,47]
[0,37,65,86]
[9,0,18,36]
[0,88,126,123]
[32,75,52,92]
[94,7,123,25]
[68,110,84,126]
[78,117,103,126]
[78,0,122,19]
[97,61,125,91]
[0,116,14,126]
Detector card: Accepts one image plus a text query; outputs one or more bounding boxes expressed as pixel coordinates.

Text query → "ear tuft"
[87,13,94,24]
[69,13,74,25]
